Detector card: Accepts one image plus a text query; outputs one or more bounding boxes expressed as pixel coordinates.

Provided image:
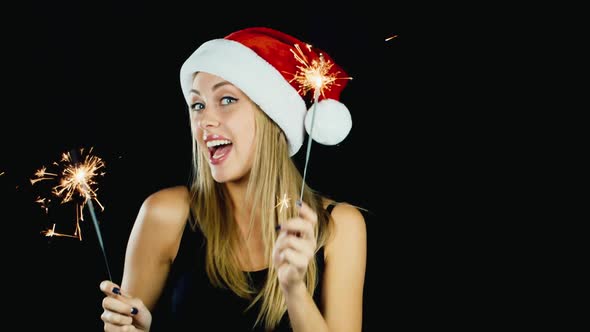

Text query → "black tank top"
[150,203,337,331]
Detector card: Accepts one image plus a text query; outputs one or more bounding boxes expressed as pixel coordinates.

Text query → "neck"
[224,178,259,230]
[226,178,248,215]
[225,178,266,271]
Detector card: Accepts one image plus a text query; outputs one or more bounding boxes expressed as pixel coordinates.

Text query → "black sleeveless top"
[150,203,337,331]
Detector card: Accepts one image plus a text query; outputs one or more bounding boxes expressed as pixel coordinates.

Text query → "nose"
[198,114,220,130]
[199,119,219,129]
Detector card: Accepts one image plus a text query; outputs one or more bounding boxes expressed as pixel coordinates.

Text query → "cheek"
[190,120,202,141]
[234,122,256,151]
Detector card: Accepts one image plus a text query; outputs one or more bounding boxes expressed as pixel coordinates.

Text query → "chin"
[211,168,250,184]
[211,172,229,183]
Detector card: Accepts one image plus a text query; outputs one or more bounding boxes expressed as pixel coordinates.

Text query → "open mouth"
[207,139,233,161]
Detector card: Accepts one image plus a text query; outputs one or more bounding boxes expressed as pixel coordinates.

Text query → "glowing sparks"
[52,149,105,210]
[30,166,59,185]
[288,43,352,98]
[35,196,51,214]
[41,223,78,239]
[385,34,398,41]
[275,193,291,213]
[30,147,106,241]
[0,171,4,176]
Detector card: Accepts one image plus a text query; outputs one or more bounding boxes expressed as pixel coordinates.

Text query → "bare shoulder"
[141,185,191,223]
[131,185,191,258]
[324,202,367,260]
[330,203,366,234]
[122,186,191,302]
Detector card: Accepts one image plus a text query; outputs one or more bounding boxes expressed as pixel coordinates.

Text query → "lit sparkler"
[0,171,4,176]
[30,147,105,240]
[288,43,351,99]
[287,43,352,202]
[385,34,398,41]
[30,147,112,280]
[52,149,105,210]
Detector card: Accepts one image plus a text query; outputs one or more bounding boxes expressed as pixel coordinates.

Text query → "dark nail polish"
[275,225,281,232]
[296,200,302,208]
[131,307,138,315]
[112,287,121,295]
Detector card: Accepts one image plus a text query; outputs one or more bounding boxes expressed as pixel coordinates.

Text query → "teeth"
[206,139,232,148]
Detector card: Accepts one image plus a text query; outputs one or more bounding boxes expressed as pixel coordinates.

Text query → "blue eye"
[190,102,205,111]
[221,96,237,105]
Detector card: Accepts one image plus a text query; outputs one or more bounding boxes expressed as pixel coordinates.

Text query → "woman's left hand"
[273,201,318,294]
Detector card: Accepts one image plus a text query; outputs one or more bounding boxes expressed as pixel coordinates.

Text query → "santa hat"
[180,27,352,156]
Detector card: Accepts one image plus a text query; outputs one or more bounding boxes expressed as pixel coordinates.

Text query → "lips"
[209,144,232,165]
[204,134,233,165]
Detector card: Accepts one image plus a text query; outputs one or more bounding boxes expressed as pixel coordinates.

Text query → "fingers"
[272,201,319,290]
[99,280,140,308]
[296,201,317,226]
[104,322,139,332]
[279,217,315,240]
[100,280,125,297]
[101,307,134,326]
[273,224,316,274]
[272,201,318,265]
[274,231,313,258]
[99,280,142,324]
[102,296,138,317]
[276,247,309,270]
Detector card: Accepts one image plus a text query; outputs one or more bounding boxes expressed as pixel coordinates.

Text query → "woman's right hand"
[99,280,152,332]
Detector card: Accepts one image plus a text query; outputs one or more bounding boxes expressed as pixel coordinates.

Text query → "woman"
[99,27,366,331]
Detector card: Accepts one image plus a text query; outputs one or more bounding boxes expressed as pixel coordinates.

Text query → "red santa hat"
[180,27,352,156]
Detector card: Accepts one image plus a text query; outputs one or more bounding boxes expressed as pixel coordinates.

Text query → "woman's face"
[189,72,257,183]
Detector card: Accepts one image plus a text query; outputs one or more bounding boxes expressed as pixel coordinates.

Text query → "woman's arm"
[321,203,367,331]
[120,185,190,310]
[279,202,367,332]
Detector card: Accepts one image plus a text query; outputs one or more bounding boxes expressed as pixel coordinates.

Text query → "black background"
[0,2,472,331]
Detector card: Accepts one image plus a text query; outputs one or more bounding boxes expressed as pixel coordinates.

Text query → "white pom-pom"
[304,99,352,145]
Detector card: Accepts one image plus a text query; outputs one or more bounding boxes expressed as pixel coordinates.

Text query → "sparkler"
[289,43,349,99]
[31,147,112,280]
[31,148,105,240]
[288,43,352,202]
[385,34,398,41]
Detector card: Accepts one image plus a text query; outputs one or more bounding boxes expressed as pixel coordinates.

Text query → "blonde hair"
[188,104,332,330]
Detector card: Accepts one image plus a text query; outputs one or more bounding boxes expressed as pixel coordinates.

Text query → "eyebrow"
[189,81,233,96]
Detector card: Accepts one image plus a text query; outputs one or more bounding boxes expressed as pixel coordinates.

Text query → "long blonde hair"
[188,105,332,330]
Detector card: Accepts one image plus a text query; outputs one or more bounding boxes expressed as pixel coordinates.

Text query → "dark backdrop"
[0,2,449,331]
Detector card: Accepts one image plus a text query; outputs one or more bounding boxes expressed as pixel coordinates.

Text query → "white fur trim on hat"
[180,39,306,156]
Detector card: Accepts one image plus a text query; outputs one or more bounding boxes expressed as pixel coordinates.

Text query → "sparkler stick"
[84,185,113,281]
[299,86,321,202]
